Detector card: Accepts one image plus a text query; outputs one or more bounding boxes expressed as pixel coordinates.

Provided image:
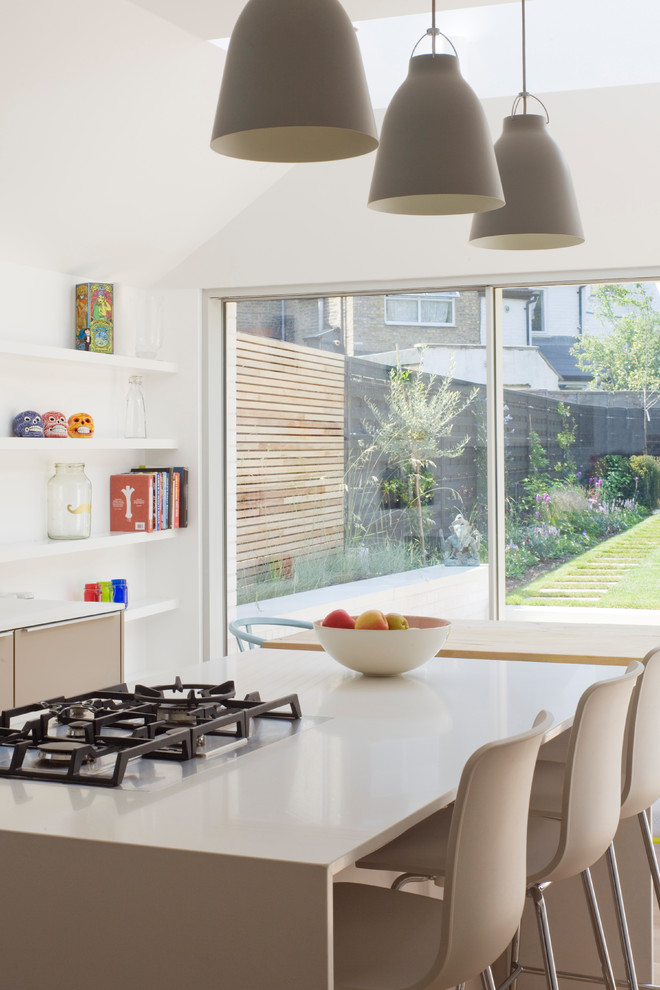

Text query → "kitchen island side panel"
[0,831,332,990]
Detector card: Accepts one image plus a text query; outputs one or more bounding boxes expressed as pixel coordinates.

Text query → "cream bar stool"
[355,662,643,990]
[611,646,660,990]
[527,647,660,990]
[334,710,553,990]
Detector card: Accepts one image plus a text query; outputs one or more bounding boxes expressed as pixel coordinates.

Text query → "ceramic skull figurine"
[67,412,94,438]
[13,410,44,438]
[42,411,68,438]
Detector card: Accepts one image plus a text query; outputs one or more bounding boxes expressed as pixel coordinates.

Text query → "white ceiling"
[129,0,516,41]
[0,0,658,292]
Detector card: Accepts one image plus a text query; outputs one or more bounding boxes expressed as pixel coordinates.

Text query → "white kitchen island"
[0,649,645,989]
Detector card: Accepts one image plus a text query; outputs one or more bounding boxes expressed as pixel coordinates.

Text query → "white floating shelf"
[0,529,176,564]
[0,339,178,374]
[123,599,179,622]
[0,438,177,451]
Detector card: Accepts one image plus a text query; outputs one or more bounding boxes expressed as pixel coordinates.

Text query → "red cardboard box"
[110,473,154,532]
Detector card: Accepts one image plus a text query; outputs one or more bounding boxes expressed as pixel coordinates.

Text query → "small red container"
[84,582,102,602]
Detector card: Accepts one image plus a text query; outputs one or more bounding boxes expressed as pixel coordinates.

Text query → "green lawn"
[506,513,660,608]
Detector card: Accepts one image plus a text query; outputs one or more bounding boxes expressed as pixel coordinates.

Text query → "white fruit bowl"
[313,616,451,676]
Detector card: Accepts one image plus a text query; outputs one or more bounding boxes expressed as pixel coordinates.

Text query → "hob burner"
[0,677,302,787]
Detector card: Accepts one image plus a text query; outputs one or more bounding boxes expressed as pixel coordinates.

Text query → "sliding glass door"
[223,288,490,641]
[215,276,660,652]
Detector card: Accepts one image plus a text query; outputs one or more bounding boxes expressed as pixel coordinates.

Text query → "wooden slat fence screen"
[236,334,345,589]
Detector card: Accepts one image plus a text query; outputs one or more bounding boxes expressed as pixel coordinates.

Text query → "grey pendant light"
[210,0,378,164]
[469,0,584,249]
[368,0,503,216]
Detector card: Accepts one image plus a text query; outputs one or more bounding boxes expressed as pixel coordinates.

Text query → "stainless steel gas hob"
[0,676,302,787]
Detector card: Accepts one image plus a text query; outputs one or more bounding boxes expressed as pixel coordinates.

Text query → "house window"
[530,290,545,333]
[384,292,458,327]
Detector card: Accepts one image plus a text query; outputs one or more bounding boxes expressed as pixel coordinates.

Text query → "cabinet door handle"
[18,614,117,633]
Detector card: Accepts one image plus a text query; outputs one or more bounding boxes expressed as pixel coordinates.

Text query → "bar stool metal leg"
[581,867,618,990]
[482,968,498,990]
[529,884,561,990]
[606,842,639,990]
[638,811,660,908]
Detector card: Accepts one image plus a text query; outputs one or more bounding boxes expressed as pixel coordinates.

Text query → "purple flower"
[535,493,542,502]
[543,493,551,503]
[535,511,540,519]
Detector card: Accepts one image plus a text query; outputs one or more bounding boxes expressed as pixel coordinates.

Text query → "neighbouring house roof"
[533,336,592,385]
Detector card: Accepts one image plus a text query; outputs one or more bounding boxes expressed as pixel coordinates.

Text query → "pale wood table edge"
[260,640,631,665]
[260,618,660,666]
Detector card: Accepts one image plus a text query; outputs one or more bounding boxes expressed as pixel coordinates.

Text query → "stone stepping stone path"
[509,512,660,608]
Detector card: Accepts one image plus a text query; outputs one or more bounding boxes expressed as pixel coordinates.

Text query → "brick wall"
[237,292,483,357]
[352,291,482,353]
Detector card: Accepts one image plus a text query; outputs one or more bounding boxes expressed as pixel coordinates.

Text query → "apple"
[322,609,356,629]
[386,612,409,631]
[354,609,388,630]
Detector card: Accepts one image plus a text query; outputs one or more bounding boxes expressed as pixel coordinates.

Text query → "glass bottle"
[124,375,147,438]
[47,463,92,540]
[136,295,163,359]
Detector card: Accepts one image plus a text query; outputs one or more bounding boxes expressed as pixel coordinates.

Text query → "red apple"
[354,609,388,630]
[386,612,409,630]
[322,609,356,629]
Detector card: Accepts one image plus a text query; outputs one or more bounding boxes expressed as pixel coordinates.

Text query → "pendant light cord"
[521,0,527,113]
[511,0,550,121]
[432,0,436,55]
[412,0,458,59]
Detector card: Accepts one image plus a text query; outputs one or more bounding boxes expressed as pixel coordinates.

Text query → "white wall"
[421,345,559,391]
[161,83,660,294]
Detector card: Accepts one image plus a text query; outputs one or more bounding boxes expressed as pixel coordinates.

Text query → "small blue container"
[111,578,128,607]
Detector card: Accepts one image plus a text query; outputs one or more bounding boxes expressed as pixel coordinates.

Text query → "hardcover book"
[130,466,173,529]
[110,473,154,532]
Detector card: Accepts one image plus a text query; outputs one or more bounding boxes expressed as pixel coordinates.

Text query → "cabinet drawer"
[0,631,13,710]
[14,613,122,705]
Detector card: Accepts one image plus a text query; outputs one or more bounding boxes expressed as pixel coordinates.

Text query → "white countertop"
[0,650,618,872]
[0,598,124,633]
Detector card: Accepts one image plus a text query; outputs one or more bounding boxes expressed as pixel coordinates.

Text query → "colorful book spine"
[173,470,180,528]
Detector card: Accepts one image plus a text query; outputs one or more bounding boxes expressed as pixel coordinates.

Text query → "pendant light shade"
[469,114,584,249]
[368,53,504,216]
[470,0,583,250]
[210,0,378,164]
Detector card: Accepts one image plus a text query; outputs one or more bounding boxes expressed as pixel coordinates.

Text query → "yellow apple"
[354,609,388,630]
[386,613,409,630]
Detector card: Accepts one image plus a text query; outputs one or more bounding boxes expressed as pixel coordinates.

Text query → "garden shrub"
[629,454,660,509]
[547,485,590,522]
[592,454,637,503]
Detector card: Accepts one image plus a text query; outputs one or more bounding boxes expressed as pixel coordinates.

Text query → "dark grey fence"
[345,357,660,547]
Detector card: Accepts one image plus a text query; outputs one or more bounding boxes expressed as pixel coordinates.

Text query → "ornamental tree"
[571,283,660,451]
[366,360,475,560]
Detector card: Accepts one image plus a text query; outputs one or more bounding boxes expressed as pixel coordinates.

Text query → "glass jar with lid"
[47,463,92,540]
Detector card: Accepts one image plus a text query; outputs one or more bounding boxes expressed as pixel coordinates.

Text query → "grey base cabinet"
[0,631,13,710]
[14,612,123,706]
[0,602,124,710]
